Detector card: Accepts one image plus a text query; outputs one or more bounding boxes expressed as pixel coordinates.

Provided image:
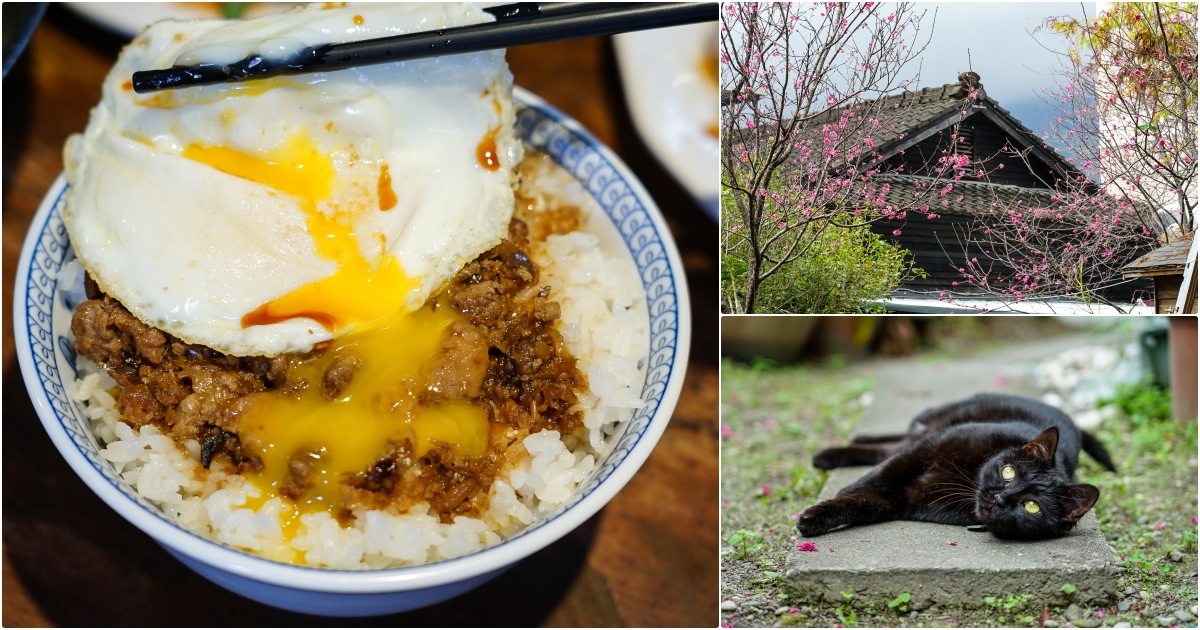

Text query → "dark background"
[2,5,718,626]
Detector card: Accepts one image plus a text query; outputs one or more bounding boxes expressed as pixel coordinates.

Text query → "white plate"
[614,23,720,219]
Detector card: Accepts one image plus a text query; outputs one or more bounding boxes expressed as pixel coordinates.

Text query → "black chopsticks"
[131,2,716,94]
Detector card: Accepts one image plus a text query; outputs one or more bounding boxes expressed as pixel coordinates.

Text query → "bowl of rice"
[14,77,689,616]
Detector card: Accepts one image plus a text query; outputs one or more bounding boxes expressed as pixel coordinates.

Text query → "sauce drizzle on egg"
[476,128,500,171]
[378,163,397,211]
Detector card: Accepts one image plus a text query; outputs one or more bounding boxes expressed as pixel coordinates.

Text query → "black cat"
[798,393,1117,540]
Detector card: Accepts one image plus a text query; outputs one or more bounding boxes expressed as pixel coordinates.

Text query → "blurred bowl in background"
[721,316,817,363]
[614,23,719,220]
[65,2,299,39]
[2,3,48,78]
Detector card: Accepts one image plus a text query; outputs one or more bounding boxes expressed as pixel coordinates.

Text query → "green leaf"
[1062,583,1076,595]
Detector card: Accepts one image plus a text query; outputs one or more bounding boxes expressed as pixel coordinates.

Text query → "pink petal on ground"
[797,542,818,552]
[764,420,778,431]
[761,485,770,495]
[1194,517,1198,524]
[789,608,799,614]
[721,425,732,438]
[789,513,801,520]
[1084,556,1091,561]
[1097,611,1105,619]
[949,541,957,546]
[992,376,1008,387]
[1155,521,1166,530]
[829,548,834,552]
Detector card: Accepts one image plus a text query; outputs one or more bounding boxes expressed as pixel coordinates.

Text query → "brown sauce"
[378,163,397,210]
[476,128,500,171]
[240,304,337,331]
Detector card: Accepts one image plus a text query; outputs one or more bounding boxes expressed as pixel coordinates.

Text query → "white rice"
[67,156,650,569]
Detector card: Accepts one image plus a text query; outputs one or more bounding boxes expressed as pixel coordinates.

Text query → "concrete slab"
[783,333,1121,607]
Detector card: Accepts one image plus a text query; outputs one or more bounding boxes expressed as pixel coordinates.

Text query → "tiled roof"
[853,174,1061,216]
[1122,231,1194,276]
[802,82,971,150]
[794,74,1081,178]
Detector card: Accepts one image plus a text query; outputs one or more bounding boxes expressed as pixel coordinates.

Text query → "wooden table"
[2,8,718,627]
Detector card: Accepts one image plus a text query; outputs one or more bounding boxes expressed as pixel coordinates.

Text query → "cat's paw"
[812,449,841,470]
[797,504,835,537]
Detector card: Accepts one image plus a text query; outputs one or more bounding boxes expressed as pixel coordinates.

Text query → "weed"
[836,588,858,627]
[887,592,911,613]
[729,529,766,559]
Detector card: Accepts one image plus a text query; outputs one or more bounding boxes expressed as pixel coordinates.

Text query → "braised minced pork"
[71,217,588,521]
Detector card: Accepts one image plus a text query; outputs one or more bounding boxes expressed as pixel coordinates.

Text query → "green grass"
[721,361,1198,628]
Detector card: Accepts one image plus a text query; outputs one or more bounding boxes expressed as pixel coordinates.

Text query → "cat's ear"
[1021,427,1059,464]
[1061,484,1100,524]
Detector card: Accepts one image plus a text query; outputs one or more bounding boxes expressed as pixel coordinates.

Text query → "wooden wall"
[871,213,1153,303]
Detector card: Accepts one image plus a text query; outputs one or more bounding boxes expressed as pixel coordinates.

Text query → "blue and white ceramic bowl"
[13,87,691,617]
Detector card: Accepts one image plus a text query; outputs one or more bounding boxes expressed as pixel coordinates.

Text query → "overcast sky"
[896,2,1097,141]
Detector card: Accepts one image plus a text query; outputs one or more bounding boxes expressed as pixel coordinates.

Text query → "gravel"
[774,607,789,615]
[1043,621,1060,628]
[1124,587,1137,595]
[1170,550,1184,562]
[1077,620,1100,628]
[1119,600,1132,612]
[1175,609,1196,622]
[1156,615,1178,626]
[1137,515,1150,525]
[1065,604,1083,620]
[720,601,738,612]
[1141,590,1154,602]
[1113,623,1131,628]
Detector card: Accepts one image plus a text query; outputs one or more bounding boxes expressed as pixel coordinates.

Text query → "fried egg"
[63,2,521,356]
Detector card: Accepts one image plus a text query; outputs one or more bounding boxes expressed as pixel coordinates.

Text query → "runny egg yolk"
[236,294,490,526]
[183,131,491,558]
[183,131,412,332]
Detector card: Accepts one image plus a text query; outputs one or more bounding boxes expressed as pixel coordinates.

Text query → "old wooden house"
[808,73,1153,305]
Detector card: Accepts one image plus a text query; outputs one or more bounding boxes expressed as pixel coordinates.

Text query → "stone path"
[783,332,1122,608]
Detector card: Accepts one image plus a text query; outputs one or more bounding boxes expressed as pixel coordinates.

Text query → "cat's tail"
[1081,431,1117,473]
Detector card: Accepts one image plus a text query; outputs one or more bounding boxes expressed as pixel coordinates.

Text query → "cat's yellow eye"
[1024,501,1040,514]
[1001,465,1016,480]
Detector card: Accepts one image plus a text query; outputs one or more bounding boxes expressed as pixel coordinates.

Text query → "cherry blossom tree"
[954,2,1196,311]
[721,2,965,313]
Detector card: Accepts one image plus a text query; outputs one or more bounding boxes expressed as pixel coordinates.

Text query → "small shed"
[1121,232,1197,314]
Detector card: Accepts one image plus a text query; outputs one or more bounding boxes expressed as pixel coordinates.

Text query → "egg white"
[63,2,521,356]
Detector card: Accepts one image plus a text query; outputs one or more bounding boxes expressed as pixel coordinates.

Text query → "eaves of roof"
[1122,231,1195,277]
